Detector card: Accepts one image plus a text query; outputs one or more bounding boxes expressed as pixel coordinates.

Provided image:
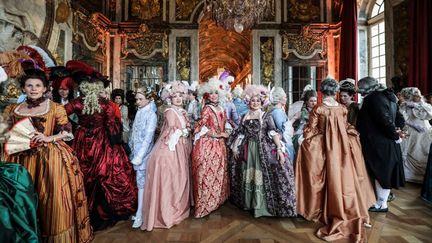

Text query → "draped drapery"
[408,0,432,94]
[339,0,358,83]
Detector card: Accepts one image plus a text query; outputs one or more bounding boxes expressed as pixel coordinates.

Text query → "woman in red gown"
[64,61,137,230]
[192,78,230,217]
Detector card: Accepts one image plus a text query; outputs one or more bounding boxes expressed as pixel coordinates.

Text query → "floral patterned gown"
[3,101,93,243]
[192,105,229,217]
[228,110,296,217]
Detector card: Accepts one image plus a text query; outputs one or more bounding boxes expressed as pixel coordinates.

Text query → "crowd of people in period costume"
[1,46,432,243]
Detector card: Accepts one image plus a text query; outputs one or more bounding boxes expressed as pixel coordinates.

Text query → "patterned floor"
[93,183,432,243]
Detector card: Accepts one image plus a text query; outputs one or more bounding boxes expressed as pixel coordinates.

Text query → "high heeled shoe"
[132,217,142,228]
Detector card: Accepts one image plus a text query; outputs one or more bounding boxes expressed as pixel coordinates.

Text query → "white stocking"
[374,180,390,208]
[136,188,144,219]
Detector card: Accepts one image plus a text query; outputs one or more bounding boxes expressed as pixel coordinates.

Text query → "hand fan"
[288,100,304,120]
[5,118,37,155]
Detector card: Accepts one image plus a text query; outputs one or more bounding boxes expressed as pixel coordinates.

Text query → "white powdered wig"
[243,84,270,106]
[232,85,243,99]
[79,80,105,115]
[198,77,227,103]
[160,80,188,103]
[270,87,287,105]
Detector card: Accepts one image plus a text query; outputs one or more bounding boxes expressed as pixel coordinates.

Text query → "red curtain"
[408,0,432,94]
[339,0,358,82]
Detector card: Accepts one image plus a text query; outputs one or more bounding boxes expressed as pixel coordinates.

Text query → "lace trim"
[14,100,51,117]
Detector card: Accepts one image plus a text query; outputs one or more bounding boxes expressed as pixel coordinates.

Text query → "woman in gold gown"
[295,77,375,242]
[2,69,93,243]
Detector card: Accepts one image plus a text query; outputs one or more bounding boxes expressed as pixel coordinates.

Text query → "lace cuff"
[268,130,278,139]
[167,129,183,151]
[231,134,245,155]
[60,130,74,141]
[225,122,233,135]
[194,126,209,144]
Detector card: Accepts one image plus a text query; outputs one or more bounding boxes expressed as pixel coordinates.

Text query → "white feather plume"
[29,45,56,68]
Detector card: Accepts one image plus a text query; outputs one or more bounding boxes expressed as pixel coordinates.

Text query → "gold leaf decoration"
[176,38,191,81]
[131,0,161,20]
[287,0,320,22]
[176,0,200,21]
[282,26,327,60]
[260,37,274,86]
[122,30,167,59]
[55,1,70,23]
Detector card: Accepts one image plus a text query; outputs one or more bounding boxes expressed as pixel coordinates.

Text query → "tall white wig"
[198,77,227,103]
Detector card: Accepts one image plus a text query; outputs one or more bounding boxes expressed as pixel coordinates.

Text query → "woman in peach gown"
[141,81,192,231]
[295,77,375,242]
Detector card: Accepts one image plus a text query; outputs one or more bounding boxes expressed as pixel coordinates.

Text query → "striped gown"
[3,101,93,243]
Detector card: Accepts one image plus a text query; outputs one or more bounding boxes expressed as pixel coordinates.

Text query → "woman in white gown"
[401,87,432,183]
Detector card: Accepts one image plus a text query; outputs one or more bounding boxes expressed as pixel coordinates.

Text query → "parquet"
[93,183,432,243]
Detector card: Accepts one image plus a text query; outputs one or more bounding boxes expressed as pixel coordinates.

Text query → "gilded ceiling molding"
[120,24,168,59]
[131,0,161,20]
[287,0,320,22]
[175,0,200,21]
[170,0,204,23]
[73,11,107,52]
[281,26,328,60]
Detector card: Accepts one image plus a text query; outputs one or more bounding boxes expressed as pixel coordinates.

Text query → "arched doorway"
[198,14,252,86]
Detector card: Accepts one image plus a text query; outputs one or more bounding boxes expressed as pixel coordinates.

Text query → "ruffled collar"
[26,96,47,108]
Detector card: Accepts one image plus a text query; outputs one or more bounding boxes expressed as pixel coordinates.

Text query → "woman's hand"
[277,149,286,165]
[31,132,52,144]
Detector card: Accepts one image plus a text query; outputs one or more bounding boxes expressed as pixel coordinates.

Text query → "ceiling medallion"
[205,0,274,33]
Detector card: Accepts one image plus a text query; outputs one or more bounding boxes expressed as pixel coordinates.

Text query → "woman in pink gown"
[141,81,192,231]
[192,78,230,218]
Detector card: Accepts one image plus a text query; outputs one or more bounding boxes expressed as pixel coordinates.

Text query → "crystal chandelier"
[205,0,274,33]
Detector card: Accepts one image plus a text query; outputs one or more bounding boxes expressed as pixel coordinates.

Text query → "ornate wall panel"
[73,11,107,52]
[120,24,168,60]
[281,26,328,60]
[72,11,109,74]
[176,37,191,81]
[260,37,275,86]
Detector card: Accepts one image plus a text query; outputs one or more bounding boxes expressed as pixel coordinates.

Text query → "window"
[126,65,164,92]
[371,0,385,18]
[368,0,386,84]
[282,65,324,104]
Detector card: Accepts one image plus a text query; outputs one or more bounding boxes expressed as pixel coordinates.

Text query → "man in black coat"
[357,77,406,212]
